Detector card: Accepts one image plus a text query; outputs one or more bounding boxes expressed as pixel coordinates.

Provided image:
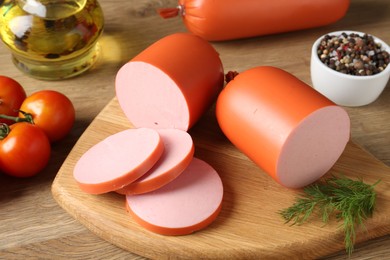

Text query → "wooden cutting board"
[52,97,390,259]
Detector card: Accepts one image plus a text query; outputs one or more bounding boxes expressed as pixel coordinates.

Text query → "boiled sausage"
[216,66,350,188]
[115,33,224,131]
[159,0,350,41]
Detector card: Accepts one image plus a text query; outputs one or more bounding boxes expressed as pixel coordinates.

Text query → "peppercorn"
[317,32,389,76]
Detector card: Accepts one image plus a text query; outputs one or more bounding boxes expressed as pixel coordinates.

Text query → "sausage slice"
[126,158,223,235]
[116,128,194,195]
[73,128,164,194]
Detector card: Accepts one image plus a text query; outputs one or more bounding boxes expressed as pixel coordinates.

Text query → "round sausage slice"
[116,128,194,195]
[115,33,224,131]
[73,128,164,194]
[216,66,350,188]
[126,158,223,235]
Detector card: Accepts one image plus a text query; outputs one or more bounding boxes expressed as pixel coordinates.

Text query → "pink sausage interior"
[73,128,164,194]
[126,157,223,235]
[277,106,350,188]
[116,128,194,195]
[116,61,190,130]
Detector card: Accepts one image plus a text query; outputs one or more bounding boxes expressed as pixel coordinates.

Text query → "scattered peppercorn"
[225,71,239,83]
[317,33,389,76]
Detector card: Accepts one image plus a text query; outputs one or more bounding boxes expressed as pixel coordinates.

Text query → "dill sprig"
[279,175,380,255]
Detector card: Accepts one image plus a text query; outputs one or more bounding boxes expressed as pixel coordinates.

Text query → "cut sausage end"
[126,158,224,236]
[277,106,350,188]
[116,61,190,131]
[73,128,164,194]
[116,128,195,195]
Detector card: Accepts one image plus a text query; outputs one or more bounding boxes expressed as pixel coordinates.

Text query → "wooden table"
[1,0,389,259]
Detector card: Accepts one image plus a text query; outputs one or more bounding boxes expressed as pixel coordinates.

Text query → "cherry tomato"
[0,122,51,178]
[19,90,75,143]
[0,76,27,125]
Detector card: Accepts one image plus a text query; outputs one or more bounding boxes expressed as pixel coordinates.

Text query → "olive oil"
[0,0,104,80]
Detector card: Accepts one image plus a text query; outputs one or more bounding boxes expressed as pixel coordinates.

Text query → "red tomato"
[0,122,51,178]
[0,76,27,125]
[19,90,75,142]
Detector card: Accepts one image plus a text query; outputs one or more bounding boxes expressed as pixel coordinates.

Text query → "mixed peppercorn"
[317,32,389,76]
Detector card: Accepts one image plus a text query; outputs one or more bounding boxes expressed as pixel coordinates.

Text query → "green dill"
[279,175,380,255]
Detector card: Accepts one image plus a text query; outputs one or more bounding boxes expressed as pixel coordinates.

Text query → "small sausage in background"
[159,0,350,41]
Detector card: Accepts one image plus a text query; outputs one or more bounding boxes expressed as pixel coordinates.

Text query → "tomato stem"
[0,110,34,124]
[0,123,10,140]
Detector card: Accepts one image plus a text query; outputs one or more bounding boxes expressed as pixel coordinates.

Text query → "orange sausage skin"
[176,0,350,41]
[216,66,350,188]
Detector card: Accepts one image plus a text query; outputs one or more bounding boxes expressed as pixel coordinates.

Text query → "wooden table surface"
[1,0,389,259]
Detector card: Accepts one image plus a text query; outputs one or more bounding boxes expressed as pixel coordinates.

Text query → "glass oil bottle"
[0,0,104,80]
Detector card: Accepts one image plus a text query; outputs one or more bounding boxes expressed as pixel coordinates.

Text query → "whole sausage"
[216,66,350,188]
[158,0,350,41]
[115,33,224,131]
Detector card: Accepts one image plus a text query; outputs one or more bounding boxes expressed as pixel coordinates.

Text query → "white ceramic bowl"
[310,30,390,107]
